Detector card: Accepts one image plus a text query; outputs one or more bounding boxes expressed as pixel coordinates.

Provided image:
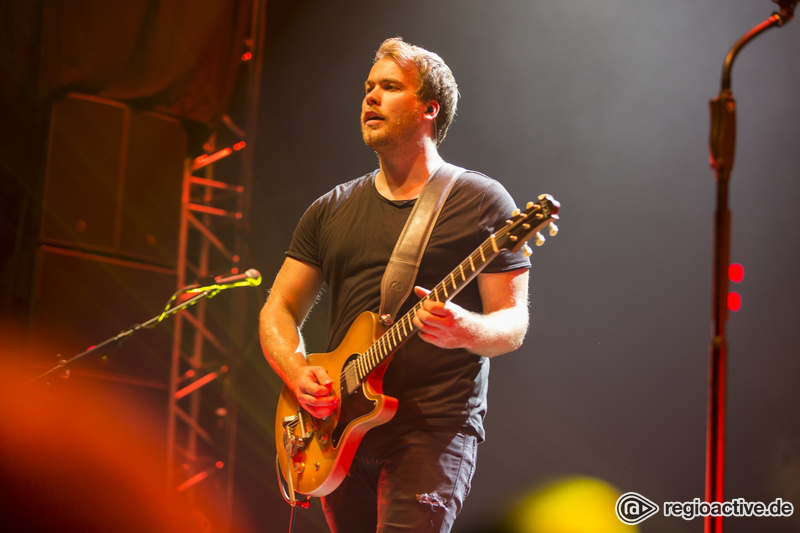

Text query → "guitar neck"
[342,233,504,394]
[340,194,558,396]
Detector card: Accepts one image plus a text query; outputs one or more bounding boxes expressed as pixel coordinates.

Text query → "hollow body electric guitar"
[275,194,560,503]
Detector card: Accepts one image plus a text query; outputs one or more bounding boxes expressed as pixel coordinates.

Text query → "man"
[260,37,531,532]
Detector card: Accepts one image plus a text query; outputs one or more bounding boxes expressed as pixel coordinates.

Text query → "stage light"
[728,263,744,283]
[727,263,744,312]
[727,291,742,313]
[503,476,635,533]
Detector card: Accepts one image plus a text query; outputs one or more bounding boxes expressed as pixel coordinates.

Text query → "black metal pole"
[705,4,794,532]
[30,287,221,384]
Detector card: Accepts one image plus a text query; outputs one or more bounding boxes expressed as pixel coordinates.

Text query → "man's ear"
[424,100,440,118]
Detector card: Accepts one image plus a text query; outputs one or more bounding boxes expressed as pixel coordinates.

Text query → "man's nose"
[364,89,379,107]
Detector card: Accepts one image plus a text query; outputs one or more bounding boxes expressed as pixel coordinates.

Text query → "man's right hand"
[292,365,340,419]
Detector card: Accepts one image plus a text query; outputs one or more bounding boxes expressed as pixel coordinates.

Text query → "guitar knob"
[526,201,534,209]
[535,233,545,247]
[522,244,533,257]
[548,222,559,237]
[512,208,521,217]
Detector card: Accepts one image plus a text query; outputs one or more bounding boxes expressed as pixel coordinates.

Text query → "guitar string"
[345,202,548,389]
[352,207,535,384]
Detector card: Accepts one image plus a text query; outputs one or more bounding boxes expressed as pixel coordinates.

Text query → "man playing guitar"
[260,37,532,532]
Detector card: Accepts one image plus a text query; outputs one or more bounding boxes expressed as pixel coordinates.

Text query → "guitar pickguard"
[332,357,379,447]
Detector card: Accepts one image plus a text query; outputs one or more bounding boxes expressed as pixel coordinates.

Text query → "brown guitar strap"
[379,162,465,326]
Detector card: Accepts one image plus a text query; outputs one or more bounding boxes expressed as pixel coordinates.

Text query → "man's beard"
[361,125,392,151]
[361,111,420,153]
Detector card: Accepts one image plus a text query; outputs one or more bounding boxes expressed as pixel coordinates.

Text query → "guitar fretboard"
[338,194,557,396]
[341,236,501,395]
[339,203,540,396]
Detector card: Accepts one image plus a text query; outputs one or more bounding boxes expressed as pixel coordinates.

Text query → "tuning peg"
[535,233,545,247]
[522,243,533,257]
[548,222,559,237]
[511,208,521,217]
[526,201,534,209]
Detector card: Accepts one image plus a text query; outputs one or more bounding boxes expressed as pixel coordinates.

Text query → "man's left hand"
[411,286,475,350]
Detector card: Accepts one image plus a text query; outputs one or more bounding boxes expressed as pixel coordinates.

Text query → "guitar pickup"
[342,360,362,395]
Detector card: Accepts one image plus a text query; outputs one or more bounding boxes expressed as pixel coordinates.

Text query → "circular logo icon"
[616,492,659,525]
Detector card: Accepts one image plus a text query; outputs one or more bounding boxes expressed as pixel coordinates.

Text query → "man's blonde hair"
[375,37,459,146]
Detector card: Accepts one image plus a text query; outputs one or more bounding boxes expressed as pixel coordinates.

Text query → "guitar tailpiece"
[275,455,310,509]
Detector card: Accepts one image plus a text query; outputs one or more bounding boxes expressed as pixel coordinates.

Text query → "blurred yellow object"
[506,476,637,533]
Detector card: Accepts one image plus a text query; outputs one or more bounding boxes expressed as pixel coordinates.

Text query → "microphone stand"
[31,285,225,384]
[705,3,794,532]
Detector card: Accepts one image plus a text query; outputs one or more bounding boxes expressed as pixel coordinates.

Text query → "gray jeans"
[321,426,479,532]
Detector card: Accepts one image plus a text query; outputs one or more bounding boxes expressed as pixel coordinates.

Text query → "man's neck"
[375,140,443,201]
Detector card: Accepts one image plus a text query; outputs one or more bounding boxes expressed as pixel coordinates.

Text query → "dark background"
[245,2,800,532]
[3,1,799,532]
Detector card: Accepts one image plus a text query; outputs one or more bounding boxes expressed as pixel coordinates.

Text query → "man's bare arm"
[259,257,339,418]
[412,268,530,357]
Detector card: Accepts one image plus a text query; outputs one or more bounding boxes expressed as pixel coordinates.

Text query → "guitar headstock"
[499,194,560,255]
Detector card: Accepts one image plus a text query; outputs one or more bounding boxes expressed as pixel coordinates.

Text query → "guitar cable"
[287,504,296,533]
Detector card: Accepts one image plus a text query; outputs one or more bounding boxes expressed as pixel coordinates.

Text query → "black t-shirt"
[287,169,530,439]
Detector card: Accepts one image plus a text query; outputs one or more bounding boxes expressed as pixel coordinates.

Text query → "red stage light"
[727,291,742,312]
[728,263,744,283]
